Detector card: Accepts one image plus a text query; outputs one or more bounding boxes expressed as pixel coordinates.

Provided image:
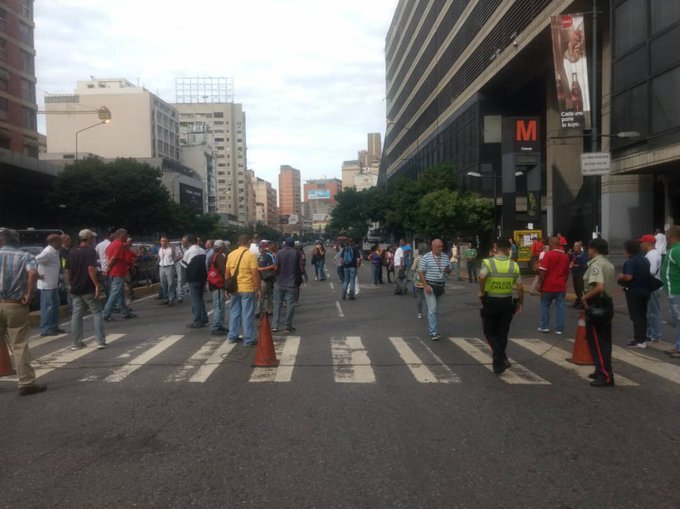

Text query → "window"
[0,39,6,61]
[651,66,680,133]
[0,97,8,119]
[19,23,32,45]
[23,106,36,130]
[0,68,8,90]
[651,0,680,34]
[0,8,5,31]
[614,0,648,57]
[650,24,680,74]
[20,0,32,19]
[20,79,35,102]
[21,50,34,74]
[213,112,224,118]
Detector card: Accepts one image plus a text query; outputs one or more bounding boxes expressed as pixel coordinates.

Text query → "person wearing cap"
[640,233,662,343]
[35,233,63,336]
[0,228,46,396]
[65,229,107,350]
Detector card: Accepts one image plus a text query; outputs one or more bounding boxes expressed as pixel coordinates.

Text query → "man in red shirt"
[102,229,137,321]
[537,236,570,334]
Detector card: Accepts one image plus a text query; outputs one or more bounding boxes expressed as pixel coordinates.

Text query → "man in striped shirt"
[0,228,47,396]
[417,238,453,341]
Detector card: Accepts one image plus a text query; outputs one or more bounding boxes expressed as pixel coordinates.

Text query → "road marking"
[167,340,222,382]
[449,337,550,384]
[102,335,183,383]
[0,334,127,383]
[188,340,237,383]
[335,301,344,318]
[513,338,638,386]
[565,339,680,386]
[250,336,300,383]
[330,282,335,291]
[28,333,67,349]
[332,336,375,383]
[389,336,460,383]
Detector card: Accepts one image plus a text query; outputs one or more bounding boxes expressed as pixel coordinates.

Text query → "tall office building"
[0,0,38,156]
[173,77,250,224]
[254,176,277,227]
[303,178,342,230]
[367,133,382,166]
[278,165,301,218]
[382,0,680,244]
[45,78,179,161]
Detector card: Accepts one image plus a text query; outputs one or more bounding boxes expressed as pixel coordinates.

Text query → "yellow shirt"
[226,247,259,293]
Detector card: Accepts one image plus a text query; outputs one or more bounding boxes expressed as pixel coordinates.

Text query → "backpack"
[342,247,355,266]
[403,249,412,269]
[207,254,224,289]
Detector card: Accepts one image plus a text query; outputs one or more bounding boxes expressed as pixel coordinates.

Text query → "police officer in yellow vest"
[478,238,523,374]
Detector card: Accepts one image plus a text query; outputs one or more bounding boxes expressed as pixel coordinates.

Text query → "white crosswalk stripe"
[27,333,67,349]
[389,336,461,383]
[250,336,300,383]
[513,338,638,386]
[449,337,550,385]
[188,340,237,383]
[100,335,183,383]
[332,335,375,383]
[167,339,225,382]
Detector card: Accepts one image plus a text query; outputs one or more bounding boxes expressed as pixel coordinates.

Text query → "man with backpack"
[341,239,361,300]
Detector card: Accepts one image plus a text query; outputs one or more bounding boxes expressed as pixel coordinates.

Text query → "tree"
[325,187,387,241]
[416,189,493,239]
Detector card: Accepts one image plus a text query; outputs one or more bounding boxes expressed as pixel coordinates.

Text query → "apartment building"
[278,164,301,218]
[254,176,277,228]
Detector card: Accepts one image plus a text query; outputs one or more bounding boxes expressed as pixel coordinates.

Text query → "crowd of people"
[1,223,679,396]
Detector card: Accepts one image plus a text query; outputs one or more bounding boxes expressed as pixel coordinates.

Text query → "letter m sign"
[510,117,540,152]
[516,119,537,142]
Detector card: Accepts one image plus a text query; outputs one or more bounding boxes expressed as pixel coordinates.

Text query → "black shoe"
[103,316,114,322]
[159,301,169,305]
[211,328,228,336]
[349,295,355,300]
[587,372,598,379]
[255,313,260,319]
[493,363,506,375]
[504,359,512,370]
[123,313,137,319]
[40,331,60,337]
[187,322,205,329]
[590,378,615,387]
[285,327,296,333]
[55,328,66,334]
[341,294,346,300]
[167,302,174,307]
[18,383,47,396]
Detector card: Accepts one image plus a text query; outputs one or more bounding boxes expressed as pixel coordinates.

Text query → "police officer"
[478,238,523,374]
[581,237,616,387]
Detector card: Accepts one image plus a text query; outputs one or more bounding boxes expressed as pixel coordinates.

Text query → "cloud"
[35,0,398,187]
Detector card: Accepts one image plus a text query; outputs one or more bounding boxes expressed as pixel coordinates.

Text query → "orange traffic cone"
[570,310,594,365]
[252,313,279,367]
[0,339,16,377]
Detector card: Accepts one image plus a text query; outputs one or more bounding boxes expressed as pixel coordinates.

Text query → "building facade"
[179,143,216,214]
[381,0,680,246]
[254,176,277,227]
[303,178,342,230]
[173,99,249,224]
[45,78,179,161]
[278,164,301,218]
[0,0,38,156]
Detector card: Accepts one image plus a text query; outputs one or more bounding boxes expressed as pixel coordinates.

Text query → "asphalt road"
[1,262,679,509]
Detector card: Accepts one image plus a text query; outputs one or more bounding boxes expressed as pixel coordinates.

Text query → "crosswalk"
[2,331,680,388]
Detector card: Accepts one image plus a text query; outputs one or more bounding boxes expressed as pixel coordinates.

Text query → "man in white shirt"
[35,234,63,336]
[249,234,261,257]
[394,239,406,295]
[641,234,662,342]
[95,227,115,299]
[157,236,179,306]
[655,228,667,261]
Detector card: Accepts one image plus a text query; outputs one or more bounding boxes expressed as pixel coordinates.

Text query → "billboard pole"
[590,0,599,238]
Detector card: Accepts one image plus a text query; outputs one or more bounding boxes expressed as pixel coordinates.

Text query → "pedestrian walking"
[182,235,208,328]
[386,246,395,283]
[157,236,178,306]
[95,227,115,300]
[65,229,106,350]
[537,236,570,334]
[272,237,300,333]
[102,229,137,322]
[464,242,478,283]
[394,239,408,295]
[0,228,46,396]
[334,244,345,283]
[417,238,452,340]
[35,233,63,336]
[226,234,261,345]
[341,238,361,300]
[312,241,326,281]
[581,237,616,387]
[660,225,680,358]
[618,240,651,348]
[208,240,228,335]
[478,238,523,374]
[640,234,662,343]
[369,245,382,286]
[655,227,667,264]
[59,233,73,316]
[412,244,426,319]
[570,241,588,308]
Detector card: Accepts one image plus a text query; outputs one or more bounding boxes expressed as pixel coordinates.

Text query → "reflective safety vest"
[482,256,518,296]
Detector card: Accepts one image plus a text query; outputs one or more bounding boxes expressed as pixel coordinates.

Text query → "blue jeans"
[337,266,344,282]
[103,276,130,318]
[228,292,257,344]
[39,288,60,334]
[272,286,296,329]
[646,289,662,341]
[342,267,357,297]
[423,289,442,335]
[189,282,208,325]
[71,293,105,346]
[175,261,185,300]
[211,288,225,330]
[159,266,176,303]
[540,291,565,332]
[315,260,326,280]
[371,264,380,285]
[669,295,680,351]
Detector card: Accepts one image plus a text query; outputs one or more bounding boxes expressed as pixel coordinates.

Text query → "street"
[2,262,680,509]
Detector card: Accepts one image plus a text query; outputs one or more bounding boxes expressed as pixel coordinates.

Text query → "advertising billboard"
[550,14,591,130]
[308,189,331,200]
[179,183,203,213]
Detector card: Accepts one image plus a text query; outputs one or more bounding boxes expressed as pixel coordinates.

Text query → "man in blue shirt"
[618,239,651,348]
[570,241,588,308]
[272,238,300,333]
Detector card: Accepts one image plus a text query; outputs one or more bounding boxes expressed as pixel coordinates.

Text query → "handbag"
[224,249,246,294]
[427,280,445,297]
[207,254,224,289]
[585,293,613,323]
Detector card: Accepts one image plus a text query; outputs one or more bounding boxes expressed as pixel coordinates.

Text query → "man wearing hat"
[640,234,662,343]
[65,229,107,350]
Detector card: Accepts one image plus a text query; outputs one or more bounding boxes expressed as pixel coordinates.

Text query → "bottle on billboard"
[571,72,582,112]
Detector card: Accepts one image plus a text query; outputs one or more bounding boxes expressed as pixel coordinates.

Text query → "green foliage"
[325,186,387,241]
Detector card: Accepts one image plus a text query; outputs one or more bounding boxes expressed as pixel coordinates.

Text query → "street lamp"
[467,170,524,239]
[75,107,111,163]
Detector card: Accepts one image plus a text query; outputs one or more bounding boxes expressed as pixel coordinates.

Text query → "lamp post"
[74,107,111,163]
[468,170,525,239]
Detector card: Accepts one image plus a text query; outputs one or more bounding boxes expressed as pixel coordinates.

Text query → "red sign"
[561,15,573,29]
[516,119,537,142]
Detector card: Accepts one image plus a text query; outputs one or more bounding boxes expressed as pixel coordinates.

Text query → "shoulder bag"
[224,249,247,294]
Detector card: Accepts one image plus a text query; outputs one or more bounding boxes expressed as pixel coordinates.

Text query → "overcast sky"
[34,0,399,188]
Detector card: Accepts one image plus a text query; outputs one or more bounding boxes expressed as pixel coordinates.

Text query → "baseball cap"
[639,234,656,244]
[259,240,268,248]
[78,229,97,240]
[214,240,226,249]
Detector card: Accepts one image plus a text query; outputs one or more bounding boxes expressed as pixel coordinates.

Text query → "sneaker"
[159,301,169,306]
[103,316,114,322]
[285,327,296,333]
[590,378,615,387]
[187,322,205,329]
[69,344,86,351]
[626,340,646,348]
[17,383,47,396]
[537,327,550,333]
[177,299,183,304]
[96,343,108,349]
[211,329,228,336]
[555,331,564,336]
[669,351,680,359]
[417,313,423,319]
[665,348,680,355]
[431,333,441,341]
[123,313,137,319]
